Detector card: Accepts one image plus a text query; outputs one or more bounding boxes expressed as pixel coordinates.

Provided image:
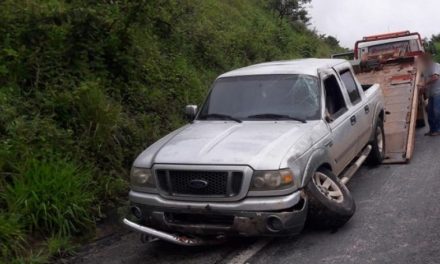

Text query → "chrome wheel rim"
[376,126,384,155]
[313,172,344,203]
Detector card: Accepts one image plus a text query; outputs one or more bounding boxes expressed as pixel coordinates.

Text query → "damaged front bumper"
[124,190,308,245]
[123,218,226,246]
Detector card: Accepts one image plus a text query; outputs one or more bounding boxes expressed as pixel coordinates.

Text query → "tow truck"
[334,31,430,163]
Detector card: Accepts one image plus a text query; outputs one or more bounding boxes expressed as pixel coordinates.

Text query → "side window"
[340,69,361,104]
[324,75,347,120]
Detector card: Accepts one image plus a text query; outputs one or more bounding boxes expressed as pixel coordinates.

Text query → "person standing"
[422,55,440,136]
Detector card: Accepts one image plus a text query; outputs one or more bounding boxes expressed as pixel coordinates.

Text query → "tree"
[269,0,312,24]
[322,35,340,49]
[431,34,440,43]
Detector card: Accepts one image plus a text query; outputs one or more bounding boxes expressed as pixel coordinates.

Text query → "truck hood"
[134,121,326,170]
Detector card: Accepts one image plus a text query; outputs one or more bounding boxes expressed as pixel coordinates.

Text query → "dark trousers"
[428,94,440,133]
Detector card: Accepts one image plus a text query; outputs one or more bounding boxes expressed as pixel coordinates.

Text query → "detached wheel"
[367,118,385,166]
[305,168,355,229]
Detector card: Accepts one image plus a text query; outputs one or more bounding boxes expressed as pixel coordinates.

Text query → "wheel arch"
[370,105,385,142]
[317,163,333,172]
[301,148,334,188]
[379,109,385,120]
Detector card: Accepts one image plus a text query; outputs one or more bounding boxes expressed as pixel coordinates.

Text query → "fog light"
[131,206,143,220]
[266,216,283,232]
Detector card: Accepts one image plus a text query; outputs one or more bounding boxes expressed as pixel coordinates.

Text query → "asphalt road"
[72,128,440,264]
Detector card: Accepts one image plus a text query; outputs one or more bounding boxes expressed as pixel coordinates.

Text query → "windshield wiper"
[199,113,242,123]
[247,113,307,123]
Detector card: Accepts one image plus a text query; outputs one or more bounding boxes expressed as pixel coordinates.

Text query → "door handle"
[324,140,333,148]
[350,115,357,125]
[364,105,370,114]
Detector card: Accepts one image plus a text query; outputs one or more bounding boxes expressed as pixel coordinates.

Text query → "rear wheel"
[305,168,355,229]
[367,118,385,165]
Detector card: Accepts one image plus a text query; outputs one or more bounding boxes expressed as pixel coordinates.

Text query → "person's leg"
[431,95,440,133]
[427,96,436,133]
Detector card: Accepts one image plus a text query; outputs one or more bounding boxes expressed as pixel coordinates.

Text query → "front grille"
[156,170,243,197]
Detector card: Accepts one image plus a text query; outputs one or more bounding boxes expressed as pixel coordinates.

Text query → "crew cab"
[123,59,385,246]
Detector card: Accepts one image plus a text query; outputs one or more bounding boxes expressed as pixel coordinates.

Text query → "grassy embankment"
[0,0,343,262]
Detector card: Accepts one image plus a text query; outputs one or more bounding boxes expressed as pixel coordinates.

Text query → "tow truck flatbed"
[355,57,422,163]
[340,31,428,164]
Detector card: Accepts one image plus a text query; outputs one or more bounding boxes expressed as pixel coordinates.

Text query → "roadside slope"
[0,0,343,262]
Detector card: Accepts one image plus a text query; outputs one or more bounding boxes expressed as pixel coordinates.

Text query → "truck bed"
[355,57,421,163]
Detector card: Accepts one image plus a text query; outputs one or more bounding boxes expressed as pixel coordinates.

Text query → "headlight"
[130,167,155,188]
[250,169,294,191]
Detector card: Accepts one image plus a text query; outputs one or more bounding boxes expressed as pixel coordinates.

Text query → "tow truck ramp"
[355,57,422,163]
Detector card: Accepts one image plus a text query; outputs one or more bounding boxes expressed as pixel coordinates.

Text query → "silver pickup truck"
[123,59,385,246]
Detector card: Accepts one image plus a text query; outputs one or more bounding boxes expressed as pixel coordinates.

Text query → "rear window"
[369,41,410,54]
[340,70,361,104]
[359,38,422,58]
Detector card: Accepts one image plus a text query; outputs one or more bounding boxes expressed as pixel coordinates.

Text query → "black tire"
[305,168,356,229]
[367,118,385,166]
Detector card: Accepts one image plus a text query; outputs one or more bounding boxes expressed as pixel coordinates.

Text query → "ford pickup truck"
[123,59,385,246]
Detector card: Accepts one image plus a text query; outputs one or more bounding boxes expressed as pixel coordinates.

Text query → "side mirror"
[185,105,198,120]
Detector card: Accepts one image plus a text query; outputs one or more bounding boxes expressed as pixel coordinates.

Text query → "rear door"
[320,69,357,175]
[334,64,372,154]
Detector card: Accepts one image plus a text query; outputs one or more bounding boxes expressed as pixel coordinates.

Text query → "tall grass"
[3,157,96,237]
[0,213,25,260]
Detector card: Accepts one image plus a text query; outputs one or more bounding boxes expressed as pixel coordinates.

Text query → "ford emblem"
[189,179,208,189]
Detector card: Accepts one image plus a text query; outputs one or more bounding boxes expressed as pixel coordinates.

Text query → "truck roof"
[218,58,346,78]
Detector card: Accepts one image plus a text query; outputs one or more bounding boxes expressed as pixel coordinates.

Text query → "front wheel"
[367,118,385,165]
[305,168,356,229]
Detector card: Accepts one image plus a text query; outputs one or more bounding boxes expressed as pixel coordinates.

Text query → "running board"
[340,145,372,185]
[123,218,225,246]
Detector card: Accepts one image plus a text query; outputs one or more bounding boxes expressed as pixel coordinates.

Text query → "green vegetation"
[4,158,95,236]
[0,0,343,262]
[429,35,440,62]
[0,214,25,260]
